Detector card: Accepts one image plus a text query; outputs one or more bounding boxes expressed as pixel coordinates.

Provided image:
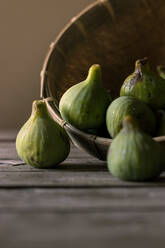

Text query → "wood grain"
[1,131,165,247]
[0,188,164,213]
[0,140,165,188]
[0,212,165,248]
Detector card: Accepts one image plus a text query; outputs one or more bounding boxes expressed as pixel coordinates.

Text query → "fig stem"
[123,115,139,130]
[86,64,102,84]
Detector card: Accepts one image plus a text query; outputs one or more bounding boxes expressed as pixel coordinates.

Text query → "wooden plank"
[0,140,165,188]
[0,212,165,248]
[0,167,164,188]
[0,132,165,248]
[0,160,106,172]
[0,142,165,187]
[0,188,164,213]
[0,170,123,187]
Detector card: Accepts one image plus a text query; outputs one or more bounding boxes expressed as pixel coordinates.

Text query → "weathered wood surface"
[1,212,165,248]
[1,139,165,188]
[1,131,165,248]
[0,188,165,212]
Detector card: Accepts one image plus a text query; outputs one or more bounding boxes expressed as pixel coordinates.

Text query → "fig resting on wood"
[107,116,164,181]
[16,100,70,168]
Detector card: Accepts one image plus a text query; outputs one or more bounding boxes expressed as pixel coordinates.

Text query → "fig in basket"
[59,64,111,130]
[16,100,70,168]
[120,58,165,109]
[157,65,165,80]
[106,96,156,138]
[107,116,164,181]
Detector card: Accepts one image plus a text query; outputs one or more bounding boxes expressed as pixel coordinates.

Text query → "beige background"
[0,0,94,129]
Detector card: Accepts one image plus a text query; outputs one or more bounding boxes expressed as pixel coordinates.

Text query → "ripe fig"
[107,116,164,181]
[59,64,111,130]
[120,58,165,109]
[106,96,156,138]
[16,100,70,168]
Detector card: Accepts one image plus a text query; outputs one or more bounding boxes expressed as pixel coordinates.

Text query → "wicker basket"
[40,0,165,160]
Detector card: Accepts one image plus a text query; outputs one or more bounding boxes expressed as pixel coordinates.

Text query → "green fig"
[120,58,165,109]
[107,116,164,181]
[157,65,165,80]
[59,64,111,130]
[106,96,156,138]
[16,100,70,168]
[157,110,165,136]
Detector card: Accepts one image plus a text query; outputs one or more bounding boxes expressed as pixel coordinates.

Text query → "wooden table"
[1,131,165,248]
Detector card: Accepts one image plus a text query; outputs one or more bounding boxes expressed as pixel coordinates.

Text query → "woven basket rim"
[40,0,100,97]
[40,0,165,145]
[40,0,114,144]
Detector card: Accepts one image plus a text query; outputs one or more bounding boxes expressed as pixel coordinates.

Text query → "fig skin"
[107,116,164,182]
[16,100,70,168]
[120,58,165,109]
[157,65,165,80]
[59,64,111,130]
[106,96,156,138]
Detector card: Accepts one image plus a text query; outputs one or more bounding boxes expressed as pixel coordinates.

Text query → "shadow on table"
[55,161,108,171]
